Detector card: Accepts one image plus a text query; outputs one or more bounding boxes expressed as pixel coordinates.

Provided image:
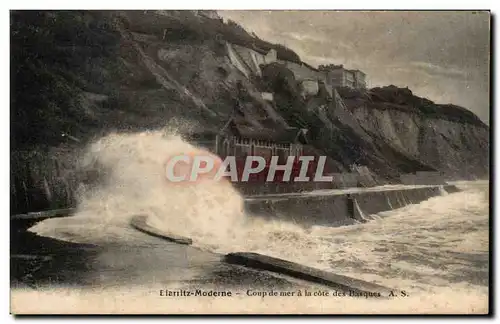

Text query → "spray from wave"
[29,128,312,251]
[29,129,489,296]
[30,129,249,248]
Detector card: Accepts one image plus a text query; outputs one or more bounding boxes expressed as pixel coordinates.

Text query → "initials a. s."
[389,290,408,297]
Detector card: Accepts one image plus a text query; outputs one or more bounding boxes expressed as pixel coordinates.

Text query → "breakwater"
[244,185,460,227]
[12,185,459,226]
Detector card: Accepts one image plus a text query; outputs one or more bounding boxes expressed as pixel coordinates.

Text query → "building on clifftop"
[319,64,367,90]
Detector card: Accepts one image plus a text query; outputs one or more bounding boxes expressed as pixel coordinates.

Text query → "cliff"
[337,86,489,178]
[11,10,489,182]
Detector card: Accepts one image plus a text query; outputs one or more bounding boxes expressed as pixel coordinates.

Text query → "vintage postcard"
[10,9,490,315]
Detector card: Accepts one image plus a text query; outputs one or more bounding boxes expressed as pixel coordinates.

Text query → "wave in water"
[29,130,489,296]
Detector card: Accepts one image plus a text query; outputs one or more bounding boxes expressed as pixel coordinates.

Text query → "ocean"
[16,130,489,314]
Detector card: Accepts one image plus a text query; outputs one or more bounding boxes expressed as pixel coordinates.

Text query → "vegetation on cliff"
[10,10,489,180]
[338,85,487,127]
[11,10,303,151]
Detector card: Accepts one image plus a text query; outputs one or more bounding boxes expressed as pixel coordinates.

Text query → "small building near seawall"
[188,116,308,165]
[184,114,345,188]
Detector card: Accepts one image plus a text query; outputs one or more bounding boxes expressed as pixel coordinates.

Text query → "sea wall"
[12,184,460,233]
[244,185,459,227]
[235,169,378,196]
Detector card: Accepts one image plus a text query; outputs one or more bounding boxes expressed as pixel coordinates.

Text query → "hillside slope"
[338,86,489,178]
[10,10,489,181]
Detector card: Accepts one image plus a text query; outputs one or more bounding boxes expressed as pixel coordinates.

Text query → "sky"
[218,11,490,124]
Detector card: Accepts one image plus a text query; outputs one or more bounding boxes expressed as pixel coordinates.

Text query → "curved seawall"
[244,185,460,227]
